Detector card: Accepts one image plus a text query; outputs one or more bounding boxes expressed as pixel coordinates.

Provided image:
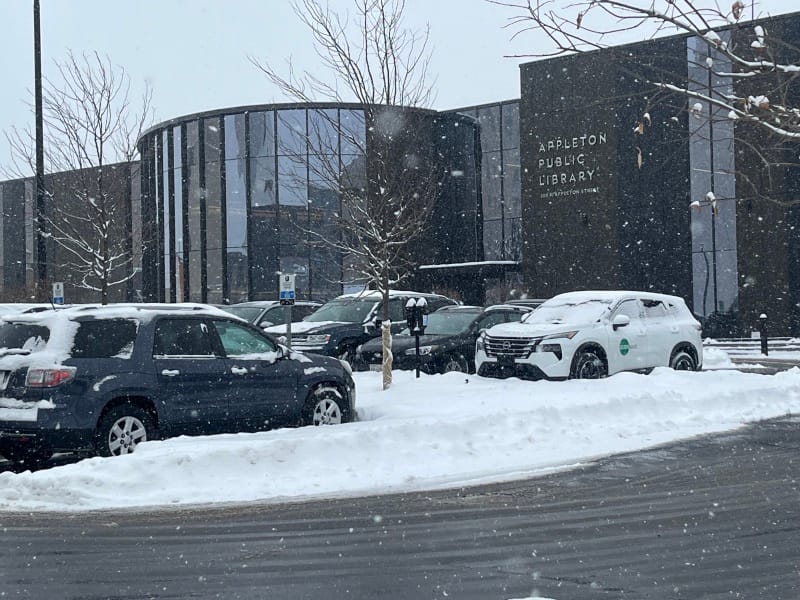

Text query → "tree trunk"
[381,276,393,390]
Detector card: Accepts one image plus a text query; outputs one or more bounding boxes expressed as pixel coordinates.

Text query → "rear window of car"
[0,322,50,352]
[71,319,138,359]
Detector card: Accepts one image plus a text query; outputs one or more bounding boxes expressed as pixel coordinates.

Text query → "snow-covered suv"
[475,291,702,380]
[0,304,356,467]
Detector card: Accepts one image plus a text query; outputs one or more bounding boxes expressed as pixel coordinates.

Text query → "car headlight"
[306,334,332,344]
[476,332,486,352]
[541,331,579,340]
[405,344,438,356]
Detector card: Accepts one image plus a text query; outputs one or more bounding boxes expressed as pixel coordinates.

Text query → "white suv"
[475,290,702,380]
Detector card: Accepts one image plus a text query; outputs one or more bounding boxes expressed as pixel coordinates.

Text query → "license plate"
[497,355,515,367]
[369,363,382,372]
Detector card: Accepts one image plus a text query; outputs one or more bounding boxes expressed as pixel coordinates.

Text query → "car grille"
[0,370,11,391]
[484,336,539,359]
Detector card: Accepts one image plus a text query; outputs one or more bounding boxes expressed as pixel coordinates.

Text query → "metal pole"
[707,48,718,315]
[34,0,47,298]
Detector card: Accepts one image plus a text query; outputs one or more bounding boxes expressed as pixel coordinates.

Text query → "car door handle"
[161,369,180,377]
[231,366,248,375]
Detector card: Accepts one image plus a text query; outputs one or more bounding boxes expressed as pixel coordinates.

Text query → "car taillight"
[26,367,77,388]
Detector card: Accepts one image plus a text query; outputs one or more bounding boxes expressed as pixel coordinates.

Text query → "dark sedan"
[356,304,531,374]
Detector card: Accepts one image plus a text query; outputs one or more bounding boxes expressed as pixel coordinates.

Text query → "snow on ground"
[1,367,800,512]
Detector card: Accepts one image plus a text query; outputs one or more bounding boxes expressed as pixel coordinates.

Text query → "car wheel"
[670,350,696,371]
[442,355,469,374]
[572,350,607,379]
[94,403,156,457]
[337,343,357,364]
[303,386,348,426]
[0,444,52,470]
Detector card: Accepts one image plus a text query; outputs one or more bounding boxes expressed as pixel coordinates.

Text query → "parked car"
[0,303,356,467]
[217,300,323,329]
[476,290,702,380]
[357,304,532,374]
[503,298,548,310]
[265,290,457,364]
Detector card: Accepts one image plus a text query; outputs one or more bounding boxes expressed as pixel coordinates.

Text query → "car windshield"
[523,298,612,325]
[221,306,262,322]
[0,322,50,352]
[305,299,377,323]
[401,311,478,335]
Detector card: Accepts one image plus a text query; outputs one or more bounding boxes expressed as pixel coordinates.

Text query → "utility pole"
[34,0,47,298]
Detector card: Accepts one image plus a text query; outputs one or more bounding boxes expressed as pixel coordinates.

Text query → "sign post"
[279,274,296,349]
[52,282,64,306]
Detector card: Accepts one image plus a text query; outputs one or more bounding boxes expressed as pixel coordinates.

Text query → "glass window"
[340,154,366,191]
[186,121,199,166]
[278,155,308,206]
[225,158,247,248]
[249,111,275,158]
[72,319,138,359]
[225,153,248,303]
[277,109,307,156]
[212,319,276,356]
[308,109,339,155]
[340,110,366,155]
[250,156,276,206]
[153,318,216,357]
[308,153,339,184]
[188,160,202,301]
[482,152,503,219]
[173,126,185,300]
[204,117,222,163]
[483,219,503,261]
[224,113,246,160]
[503,148,521,219]
[502,103,519,150]
[643,299,669,319]
[477,106,501,152]
[205,157,223,304]
[477,312,507,330]
[613,299,642,320]
[388,298,406,322]
[0,323,50,350]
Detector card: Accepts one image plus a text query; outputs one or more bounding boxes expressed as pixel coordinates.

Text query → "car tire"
[302,386,349,426]
[94,403,156,457]
[441,355,469,374]
[670,349,696,371]
[337,343,357,365]
[571,350,607,379]
[0,444,52,470]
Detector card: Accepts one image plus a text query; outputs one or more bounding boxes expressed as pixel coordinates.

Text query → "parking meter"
[405,298,428,377]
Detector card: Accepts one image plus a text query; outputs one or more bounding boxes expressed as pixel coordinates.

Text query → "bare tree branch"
[250,0,439,389]
[3,51,153,302]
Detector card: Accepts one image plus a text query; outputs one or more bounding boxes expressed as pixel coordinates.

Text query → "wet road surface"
[0,415,798,599]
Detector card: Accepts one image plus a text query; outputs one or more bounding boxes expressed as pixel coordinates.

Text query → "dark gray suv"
[0,304,356,467]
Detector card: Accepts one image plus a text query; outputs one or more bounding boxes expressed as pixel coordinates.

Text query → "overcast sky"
[2,0,797,172]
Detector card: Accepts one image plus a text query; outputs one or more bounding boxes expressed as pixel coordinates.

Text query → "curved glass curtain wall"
[141,106,367,303]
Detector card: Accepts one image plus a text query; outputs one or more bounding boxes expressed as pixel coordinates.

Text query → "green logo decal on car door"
[619,338,630,356]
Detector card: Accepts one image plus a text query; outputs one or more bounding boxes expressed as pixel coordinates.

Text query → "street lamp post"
[690,192,719,321]
[33,0,47,298]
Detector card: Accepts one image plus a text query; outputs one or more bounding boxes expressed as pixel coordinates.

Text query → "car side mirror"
[612,314,630,331]
[276,344,289,358]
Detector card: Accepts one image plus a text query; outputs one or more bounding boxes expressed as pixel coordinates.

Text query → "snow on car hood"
[485,320,597,338]
[264,320,344,335]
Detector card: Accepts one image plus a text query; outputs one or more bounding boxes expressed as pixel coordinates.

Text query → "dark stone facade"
[519,37,693,303]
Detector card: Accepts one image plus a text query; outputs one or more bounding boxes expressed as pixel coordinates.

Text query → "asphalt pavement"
[1,414,798,599]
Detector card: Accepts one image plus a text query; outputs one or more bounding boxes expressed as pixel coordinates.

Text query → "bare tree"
[491,0,800,206]
[251,0,441,389]
[5,51,152,303]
